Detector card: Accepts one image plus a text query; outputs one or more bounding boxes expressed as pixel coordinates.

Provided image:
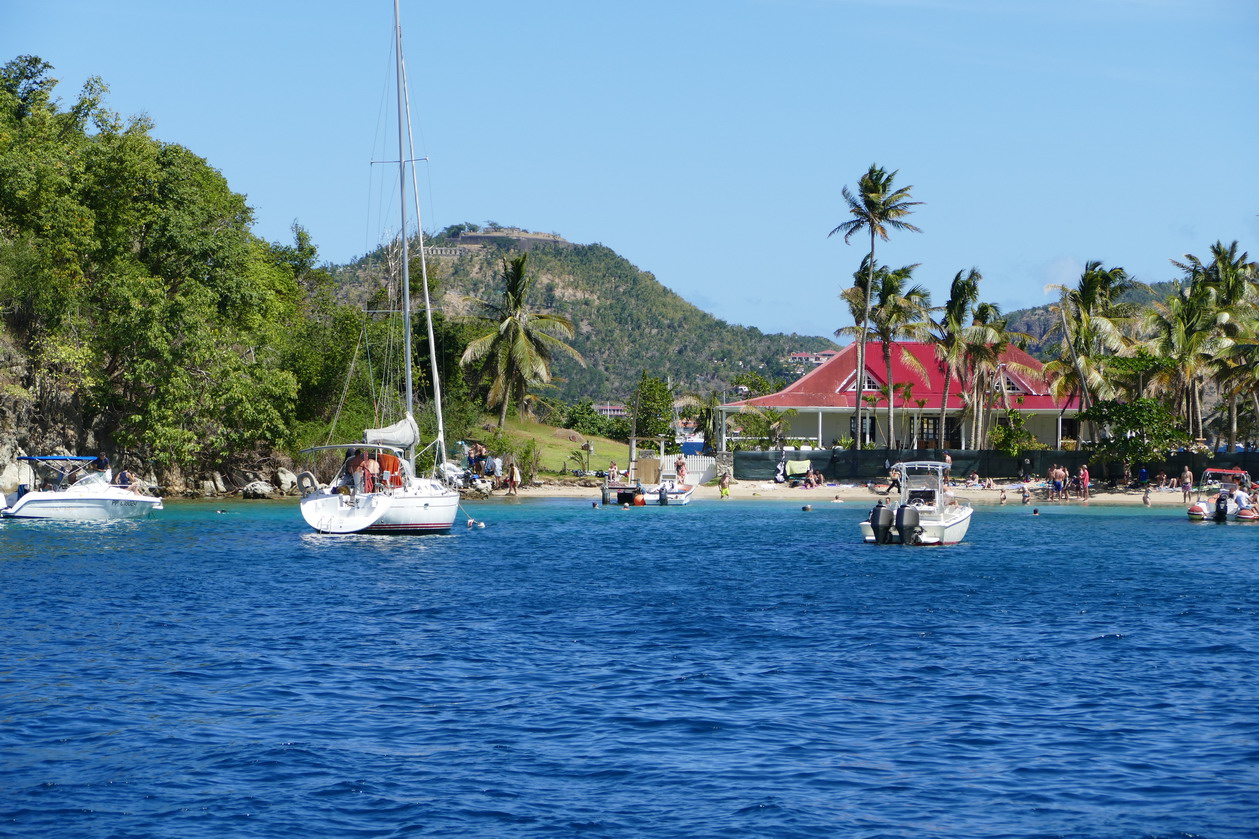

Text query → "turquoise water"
[1,497,1256,837]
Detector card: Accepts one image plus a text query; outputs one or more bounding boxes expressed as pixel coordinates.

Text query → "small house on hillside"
[719,341,1081,450]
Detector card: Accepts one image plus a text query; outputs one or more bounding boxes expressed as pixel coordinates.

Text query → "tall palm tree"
[837,257,930,448]
[925,268,981,449]
[1044,262,1142,420]
[1141,281,1224,441]
[460,254,586,428]
[959,302,1033,449]
[1171,241,1258,449]
[829,164,922,447]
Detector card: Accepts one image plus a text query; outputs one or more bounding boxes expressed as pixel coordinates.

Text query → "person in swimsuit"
[1181,466,1194,502]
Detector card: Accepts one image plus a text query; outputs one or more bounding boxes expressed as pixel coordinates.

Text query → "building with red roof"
[719,341,1081,450]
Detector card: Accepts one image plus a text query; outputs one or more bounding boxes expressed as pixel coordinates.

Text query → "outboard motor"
[601,486,612,506]
[869,502,895,544]
[895,503,922,545]
[1214,492,1231,523]
[658,486,670,505]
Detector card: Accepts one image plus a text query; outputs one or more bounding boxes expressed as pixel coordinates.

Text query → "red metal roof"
[727,341,1079,412]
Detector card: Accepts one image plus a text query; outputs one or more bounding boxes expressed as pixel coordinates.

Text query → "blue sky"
[6,0,1257,339]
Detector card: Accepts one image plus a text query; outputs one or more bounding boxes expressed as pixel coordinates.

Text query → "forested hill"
[337,237,838,403]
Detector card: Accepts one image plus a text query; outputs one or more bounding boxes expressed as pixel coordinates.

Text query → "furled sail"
[363,413,419,449]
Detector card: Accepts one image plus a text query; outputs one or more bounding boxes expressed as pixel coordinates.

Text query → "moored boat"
[296,0,459,535]
[2,455,163,521]
[1185,467,1252,522]
[859,460,972,546]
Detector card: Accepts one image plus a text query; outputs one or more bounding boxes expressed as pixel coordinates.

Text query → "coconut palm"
[1141,281,1225,441]
[837,257,931,448]
[1043,261,1143,410]
[1172,241,1258,448]
[925,268,981,449]
[460,253,586,428]
[959,302,1033,449]
[829,164,922,447]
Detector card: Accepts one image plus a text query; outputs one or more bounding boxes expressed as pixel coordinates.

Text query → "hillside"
[333,232,837,403]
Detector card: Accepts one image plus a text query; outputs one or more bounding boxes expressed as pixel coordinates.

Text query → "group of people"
[1045,463,1089,501]
[466,443,521,494]
[341,448,386,494]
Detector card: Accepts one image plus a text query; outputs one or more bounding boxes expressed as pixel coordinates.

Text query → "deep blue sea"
[1,496,1256,838]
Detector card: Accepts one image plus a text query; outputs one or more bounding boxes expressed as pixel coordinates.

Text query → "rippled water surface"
[2,497,1256,838]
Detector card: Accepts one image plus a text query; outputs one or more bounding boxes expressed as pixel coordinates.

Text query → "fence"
[732,448,1259,483]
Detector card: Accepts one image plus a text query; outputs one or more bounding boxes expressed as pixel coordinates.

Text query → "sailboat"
[297,0,460,535]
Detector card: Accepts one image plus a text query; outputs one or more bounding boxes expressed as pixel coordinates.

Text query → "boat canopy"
[364,414,419,449]
[18,455,97,462]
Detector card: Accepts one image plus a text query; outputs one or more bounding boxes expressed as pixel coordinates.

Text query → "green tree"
[460,253,586,428]
[829,164,922,448]
[1080,398,1187,469]
[630,371,674,440]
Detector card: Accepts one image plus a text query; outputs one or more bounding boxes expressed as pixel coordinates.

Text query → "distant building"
[788,349,839,368]
[457,228,576,251]
[594,403,628,418]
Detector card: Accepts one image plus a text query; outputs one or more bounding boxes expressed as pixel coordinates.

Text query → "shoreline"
[501,480,1199,508]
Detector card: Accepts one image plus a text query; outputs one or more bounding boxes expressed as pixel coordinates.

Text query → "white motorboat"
[297,1,459,535]
[648,481,695,506]
[859,460,972,546]
[2,455,163,520]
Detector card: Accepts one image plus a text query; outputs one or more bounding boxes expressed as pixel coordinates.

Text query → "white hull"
[300,478,458,534]
[3,487,163,520]
[860,505,973,545]
[650,484,695,506]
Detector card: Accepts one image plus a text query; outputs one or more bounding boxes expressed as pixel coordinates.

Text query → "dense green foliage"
[630,372,675,440]
[0,56,475,475]
[0,56,299,468]
[1079,398,1187,466]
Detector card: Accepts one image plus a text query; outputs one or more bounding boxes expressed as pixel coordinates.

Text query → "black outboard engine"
[658,485,670,505]
[1214,492,1231,522]
[869,502,895,544]
[895,503,922,545]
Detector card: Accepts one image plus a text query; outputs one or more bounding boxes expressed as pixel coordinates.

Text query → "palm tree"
[460,254,586,428]
[829,164,922,447]
[1141,281,1224,441]
[1043,262,1143,424]
[837,258,930,448]
[1171,241,1258,449]
[959,302,1033,449]
[925,269,981,449]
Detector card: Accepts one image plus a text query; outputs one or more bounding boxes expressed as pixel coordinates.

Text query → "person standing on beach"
[1181,466,1194,502]
[1079,464,1090,500]
[719,472,731,500]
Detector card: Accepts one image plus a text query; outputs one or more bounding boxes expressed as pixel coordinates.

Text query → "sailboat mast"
[393,0,415,468]
[400,50,447,467]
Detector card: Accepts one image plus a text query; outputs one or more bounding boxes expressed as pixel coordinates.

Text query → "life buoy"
[296,471,319,497]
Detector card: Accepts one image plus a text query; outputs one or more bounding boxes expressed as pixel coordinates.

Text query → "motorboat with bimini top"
[1186,467,1256,522]
[2,455,163,520]
[296,0,459,535]
[860,460,973,545]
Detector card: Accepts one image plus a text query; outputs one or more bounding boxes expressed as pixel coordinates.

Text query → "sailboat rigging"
[296,0,460,534]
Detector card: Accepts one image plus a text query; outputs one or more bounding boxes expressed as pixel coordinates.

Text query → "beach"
[517,478,1196,508]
